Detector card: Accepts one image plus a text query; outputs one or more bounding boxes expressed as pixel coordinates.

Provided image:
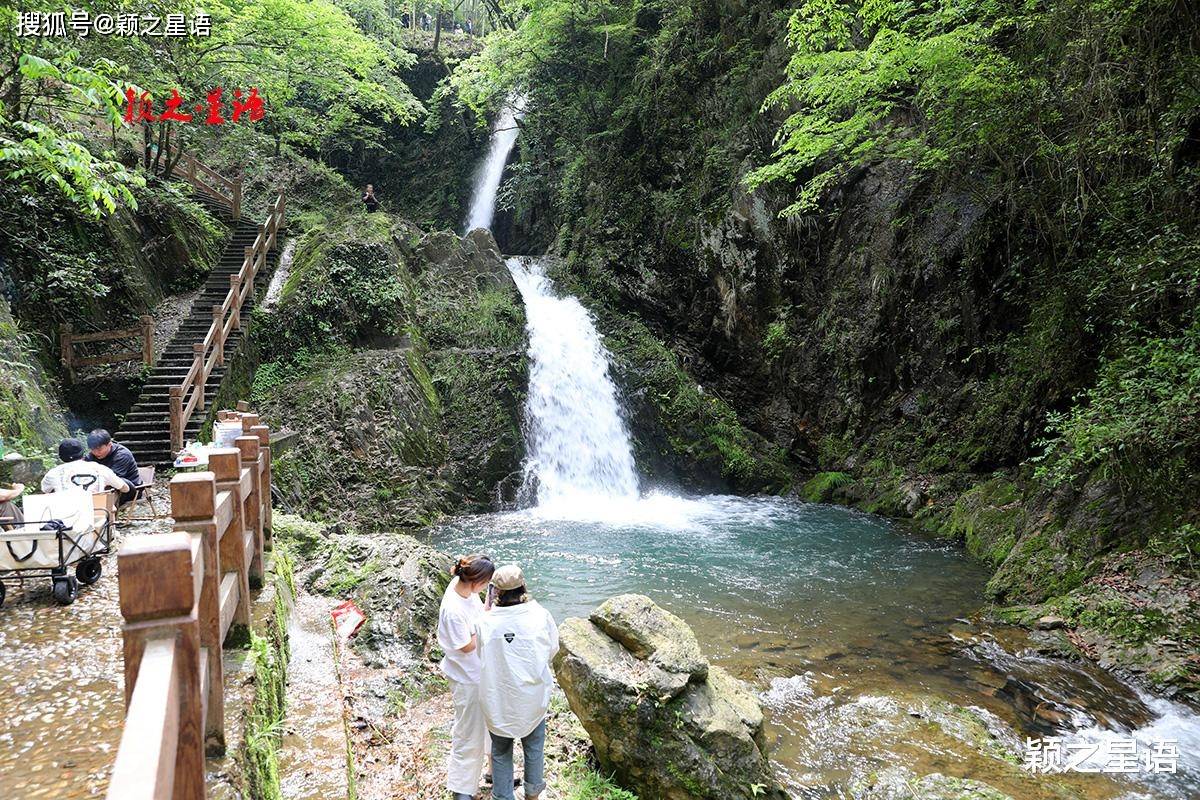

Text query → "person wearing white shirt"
[437,555,496,800]
[476,564,558,800]
[41,439,129,495]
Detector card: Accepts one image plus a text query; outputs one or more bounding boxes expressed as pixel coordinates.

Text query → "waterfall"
[463,97,652,518]
[507,257,640,510]
[463,96,525,234]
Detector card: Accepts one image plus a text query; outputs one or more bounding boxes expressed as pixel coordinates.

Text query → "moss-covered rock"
[554,595,787,800]
[0,298,66,455]
[946,477,1027,568]
[247,215,526,527]
[274,513,451,666]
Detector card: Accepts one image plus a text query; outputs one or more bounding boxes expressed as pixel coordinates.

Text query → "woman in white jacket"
[476,564,558,800]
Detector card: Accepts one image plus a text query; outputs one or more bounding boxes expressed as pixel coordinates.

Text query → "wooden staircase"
[116,189,281,467]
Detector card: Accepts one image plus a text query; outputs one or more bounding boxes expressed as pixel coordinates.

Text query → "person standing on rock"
[476,565,558,800]
[438,554,496,800]
[362,184,381,212]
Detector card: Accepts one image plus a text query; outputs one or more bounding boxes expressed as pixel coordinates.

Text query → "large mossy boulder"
[249,216,527,527]
[554,594,788,800]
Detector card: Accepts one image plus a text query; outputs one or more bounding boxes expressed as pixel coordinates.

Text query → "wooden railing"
[169,193,286,453]
[60,316,154,382]
[167,146,243,221]
[107,413,273,800]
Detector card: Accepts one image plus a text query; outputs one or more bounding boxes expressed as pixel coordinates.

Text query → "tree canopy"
[0,0,426,217]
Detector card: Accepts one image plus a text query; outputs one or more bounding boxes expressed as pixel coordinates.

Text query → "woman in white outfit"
[437,555,495,800]
[476,564,558,800]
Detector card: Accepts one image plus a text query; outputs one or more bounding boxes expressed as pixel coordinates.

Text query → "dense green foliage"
[0,0,457,424]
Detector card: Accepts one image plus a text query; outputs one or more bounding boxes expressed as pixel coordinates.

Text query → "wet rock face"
[415,228,515,293]
[553,594,788,800]
[255,217,527,526]
[278,514,452,665]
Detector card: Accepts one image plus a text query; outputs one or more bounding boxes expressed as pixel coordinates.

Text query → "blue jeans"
[490,718,547,800]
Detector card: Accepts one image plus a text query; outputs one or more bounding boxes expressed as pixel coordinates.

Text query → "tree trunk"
[163,125,183,180]
[433,10,442,51]
[151,122,167,174]
[142,121,152,170]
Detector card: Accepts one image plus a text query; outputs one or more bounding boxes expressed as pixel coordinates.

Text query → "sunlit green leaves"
[0,118,145,216]
[748,0,1036,215]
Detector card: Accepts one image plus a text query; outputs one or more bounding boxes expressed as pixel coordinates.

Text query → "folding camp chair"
[119,466,161,522]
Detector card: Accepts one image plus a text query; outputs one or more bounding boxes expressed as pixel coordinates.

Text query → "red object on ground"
[330,600,367,640]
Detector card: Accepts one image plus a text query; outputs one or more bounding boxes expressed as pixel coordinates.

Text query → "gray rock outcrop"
[553,594,789,800]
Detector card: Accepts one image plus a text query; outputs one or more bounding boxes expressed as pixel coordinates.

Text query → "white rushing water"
[507,256,641,516]
[463,96,525,234]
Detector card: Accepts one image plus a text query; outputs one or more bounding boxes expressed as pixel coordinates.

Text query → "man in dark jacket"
[362,184,381,212]
[85,429,140,505]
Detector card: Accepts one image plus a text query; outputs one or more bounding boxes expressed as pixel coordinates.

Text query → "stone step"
[118,191,282,461]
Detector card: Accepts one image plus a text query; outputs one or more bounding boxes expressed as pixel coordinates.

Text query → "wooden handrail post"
[60,323,75,383]
[140,315,154,366]
[169,387,184,453]
[250,424,273,538]
[208,449,253,627]
[111,531,205,800]
[170,472,226,754]
[193,342,206,411]
[231,177,242,221]
[229,274,242,329]
[234,435,265,582]
[187,154,197,181]
[212,304,225,367]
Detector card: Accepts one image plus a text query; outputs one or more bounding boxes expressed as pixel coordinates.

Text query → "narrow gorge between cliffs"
[429,99,1200,800]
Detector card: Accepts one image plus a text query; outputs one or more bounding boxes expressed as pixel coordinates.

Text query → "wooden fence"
[60,316,154,382]
[167,146,243,221]
[107,412,273,800]
[169,193,285,453]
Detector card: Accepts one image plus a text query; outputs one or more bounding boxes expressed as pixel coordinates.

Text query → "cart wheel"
[76,558,103,586]
[52,576,78,605]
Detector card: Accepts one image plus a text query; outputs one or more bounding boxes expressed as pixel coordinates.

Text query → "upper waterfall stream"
[463,97,524,234]
[445,97,1200,800]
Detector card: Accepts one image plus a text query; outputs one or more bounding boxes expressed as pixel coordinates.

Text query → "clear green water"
[428,495,1200,799]
[433,495,987,679]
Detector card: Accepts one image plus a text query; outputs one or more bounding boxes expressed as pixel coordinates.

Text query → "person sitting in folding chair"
[84,430,140,506]
[42,439,129,497]
[0,481,24,530]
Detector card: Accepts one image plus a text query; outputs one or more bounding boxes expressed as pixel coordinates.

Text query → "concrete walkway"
[279,591,351,800]
[0,485,173,799]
